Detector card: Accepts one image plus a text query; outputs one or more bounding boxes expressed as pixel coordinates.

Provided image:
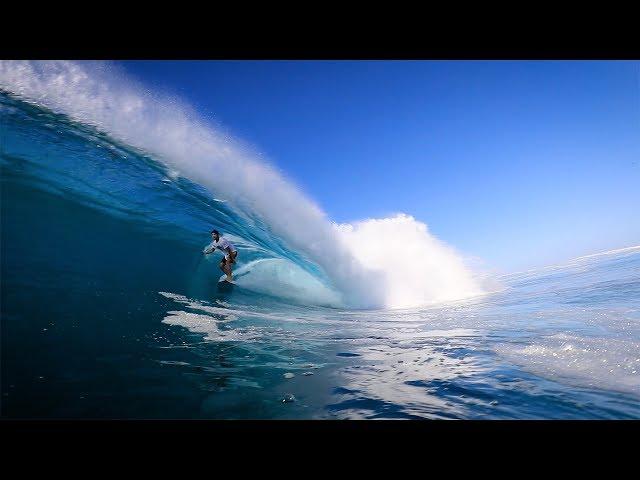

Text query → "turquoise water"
[2,91,639,419]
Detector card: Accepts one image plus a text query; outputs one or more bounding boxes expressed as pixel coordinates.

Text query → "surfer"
[203,229,238,282]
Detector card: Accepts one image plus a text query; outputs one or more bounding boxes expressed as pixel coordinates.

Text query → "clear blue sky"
[118,60,640,272]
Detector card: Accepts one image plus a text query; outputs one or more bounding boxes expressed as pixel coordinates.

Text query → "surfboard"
[217,276,235,290]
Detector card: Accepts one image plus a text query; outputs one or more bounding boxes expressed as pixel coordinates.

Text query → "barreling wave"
[0,60,484,309]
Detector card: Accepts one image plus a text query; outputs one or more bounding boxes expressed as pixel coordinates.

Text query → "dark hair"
[211,229,220,235]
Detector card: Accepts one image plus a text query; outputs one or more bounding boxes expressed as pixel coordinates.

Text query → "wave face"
[0,60,482,309]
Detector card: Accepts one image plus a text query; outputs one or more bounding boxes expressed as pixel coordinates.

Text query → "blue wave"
[1,91,341,308]
[0,61,486,309]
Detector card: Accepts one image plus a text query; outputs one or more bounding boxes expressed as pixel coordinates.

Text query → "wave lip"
[1,60,484,309]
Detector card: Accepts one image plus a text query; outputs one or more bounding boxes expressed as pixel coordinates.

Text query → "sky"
[118,60,640,272]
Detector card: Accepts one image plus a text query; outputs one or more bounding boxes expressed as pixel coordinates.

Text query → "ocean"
[1,67,639,419]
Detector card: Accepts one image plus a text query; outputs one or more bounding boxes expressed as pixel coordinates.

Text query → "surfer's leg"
[226,251,237,281]
[222,255,233,281]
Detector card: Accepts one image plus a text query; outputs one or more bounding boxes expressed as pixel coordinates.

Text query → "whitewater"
[1,61,638,419]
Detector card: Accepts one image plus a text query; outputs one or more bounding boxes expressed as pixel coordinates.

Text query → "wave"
[0,60,484,308]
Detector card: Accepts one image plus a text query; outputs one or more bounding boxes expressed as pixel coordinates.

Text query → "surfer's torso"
[205,237,237,258]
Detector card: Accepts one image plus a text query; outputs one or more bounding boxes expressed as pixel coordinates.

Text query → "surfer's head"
[211,229,220,241]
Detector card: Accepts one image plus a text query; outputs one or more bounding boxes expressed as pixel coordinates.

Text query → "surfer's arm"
[203,245,217,255]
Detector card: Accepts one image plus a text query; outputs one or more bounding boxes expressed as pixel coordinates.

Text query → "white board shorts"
[222,250,238,263]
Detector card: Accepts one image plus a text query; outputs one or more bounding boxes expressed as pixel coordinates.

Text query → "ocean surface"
[2,88,640,420]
